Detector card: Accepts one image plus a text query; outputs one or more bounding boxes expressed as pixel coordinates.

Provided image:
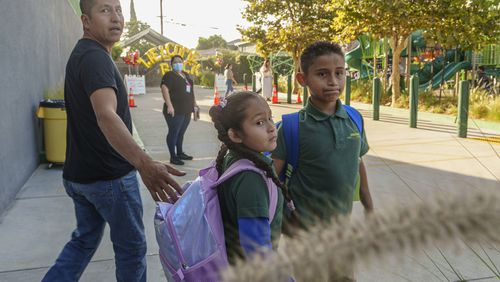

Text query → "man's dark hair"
[300,41,344,74]
[80,0,95,16]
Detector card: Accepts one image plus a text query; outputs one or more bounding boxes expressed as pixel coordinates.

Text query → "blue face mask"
[172,63,183,72]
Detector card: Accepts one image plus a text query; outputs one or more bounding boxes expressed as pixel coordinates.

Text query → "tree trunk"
[406,35,412,92]
[390,34,407,107]
[292,52,301,95]
[383,39,389,92]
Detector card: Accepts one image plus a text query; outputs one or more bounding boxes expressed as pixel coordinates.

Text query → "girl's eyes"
[256,120,264,126]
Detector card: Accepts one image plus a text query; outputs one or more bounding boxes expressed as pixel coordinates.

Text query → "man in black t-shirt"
[43,1,185,281]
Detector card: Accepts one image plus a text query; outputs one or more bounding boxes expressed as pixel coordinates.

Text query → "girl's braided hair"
[208,91,293,206]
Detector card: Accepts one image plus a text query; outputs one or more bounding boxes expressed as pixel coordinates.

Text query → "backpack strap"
[343,105,363,140]
[281,112,300,182]
[214,159,278,221]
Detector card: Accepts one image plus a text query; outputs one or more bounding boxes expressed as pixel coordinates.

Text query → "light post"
[160,0,164,35]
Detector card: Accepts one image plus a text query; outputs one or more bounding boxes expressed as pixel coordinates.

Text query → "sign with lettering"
[124,75,146,95]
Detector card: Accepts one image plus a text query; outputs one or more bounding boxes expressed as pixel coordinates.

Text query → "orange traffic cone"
[297,91,302,104]
[272,84,278,104]
[213,86,220,106]
[128,87,137,107]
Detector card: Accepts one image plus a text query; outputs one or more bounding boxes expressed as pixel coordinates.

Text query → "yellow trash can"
[36,100,66,164]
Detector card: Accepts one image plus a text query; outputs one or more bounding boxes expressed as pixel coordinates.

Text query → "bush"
[469,87,500,121]
[351,79,372,104]
[197,70,215,87]
[487,98,500,121]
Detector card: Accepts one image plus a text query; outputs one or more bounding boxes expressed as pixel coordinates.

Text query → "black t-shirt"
[160,71,195,114]
[63,39,134,183]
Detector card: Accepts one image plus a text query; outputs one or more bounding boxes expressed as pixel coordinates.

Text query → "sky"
[121,0,249,48]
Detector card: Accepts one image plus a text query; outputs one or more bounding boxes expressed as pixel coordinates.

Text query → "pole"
[458,80,470,138]
[409,75,419,128]
[287,75,292,104]
[302,87,308,107]
[160,0,164,35]
[372,77,381,120]
[252,73,256,92]
[344,75,351,106]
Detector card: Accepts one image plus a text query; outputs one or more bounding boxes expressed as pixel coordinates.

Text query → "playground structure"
[247,53,300,104]
[345,32,500,93]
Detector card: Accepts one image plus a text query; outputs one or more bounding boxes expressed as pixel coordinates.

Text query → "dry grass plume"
[222,189,500,281]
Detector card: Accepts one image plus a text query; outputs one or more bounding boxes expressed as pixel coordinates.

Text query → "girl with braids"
[209,91,294,265]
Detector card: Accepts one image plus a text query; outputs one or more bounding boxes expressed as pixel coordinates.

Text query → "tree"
[196,35,228,50]
[330,0,435,106]
[239,0,333,94]
[330,0,499,106]
[122,20,156,56]
[425,0,499,50]
[111,43,123,61]
[129,0,137,21]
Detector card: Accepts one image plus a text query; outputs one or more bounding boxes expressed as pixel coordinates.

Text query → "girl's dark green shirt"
[217,150,284,265]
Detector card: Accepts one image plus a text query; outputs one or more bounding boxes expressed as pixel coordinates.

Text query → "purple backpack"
[154,159,279,281]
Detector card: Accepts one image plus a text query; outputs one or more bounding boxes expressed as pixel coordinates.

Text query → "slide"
[418,61,471,91]
[345,43,373,79]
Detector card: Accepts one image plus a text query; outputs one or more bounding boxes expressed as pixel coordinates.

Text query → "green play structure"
[345,32,499,92]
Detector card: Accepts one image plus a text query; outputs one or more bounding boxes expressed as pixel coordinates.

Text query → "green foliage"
[424,0,500,50]
[197,70,215,87]
[129,0,137,21]
[470,87,500,121]
[330,0,434,104]
[111,43,123,61]
[351,80,373,104]
[240,0,334,93]
[44,84,64,100]
[122,20,155,55]
[195,51,253,87]
[329,0,499,105]
[196,35,228,50]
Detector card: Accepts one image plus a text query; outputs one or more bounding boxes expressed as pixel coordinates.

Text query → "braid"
[228,142,293,205]
[215,143,228,176]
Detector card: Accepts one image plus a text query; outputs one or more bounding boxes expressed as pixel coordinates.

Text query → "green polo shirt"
[272,98,369,228]
[218,150,284,265]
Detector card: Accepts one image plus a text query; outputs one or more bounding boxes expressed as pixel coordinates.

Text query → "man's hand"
[137,160,186,202]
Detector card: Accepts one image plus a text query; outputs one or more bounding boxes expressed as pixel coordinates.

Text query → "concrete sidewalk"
[0,86,498,281]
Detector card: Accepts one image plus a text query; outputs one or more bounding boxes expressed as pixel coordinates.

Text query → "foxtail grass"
[222,189,500,281]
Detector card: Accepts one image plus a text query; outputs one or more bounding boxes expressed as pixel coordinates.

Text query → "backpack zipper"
[166,208,190,270]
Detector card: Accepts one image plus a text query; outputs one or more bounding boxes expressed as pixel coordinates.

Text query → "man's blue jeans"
[43,170,147,282]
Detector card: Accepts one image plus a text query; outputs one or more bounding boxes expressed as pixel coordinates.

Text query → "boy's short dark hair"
[300,41,344,74]
[80,0,95,16]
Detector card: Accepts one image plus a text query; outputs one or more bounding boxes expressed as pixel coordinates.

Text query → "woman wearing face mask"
[160,55,198,165]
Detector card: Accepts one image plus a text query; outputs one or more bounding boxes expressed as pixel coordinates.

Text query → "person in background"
[160,55,198,166]
[260,58,273,101]
[224,63,238,97]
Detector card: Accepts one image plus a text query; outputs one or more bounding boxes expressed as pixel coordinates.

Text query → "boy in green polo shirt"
[272,41,374,231]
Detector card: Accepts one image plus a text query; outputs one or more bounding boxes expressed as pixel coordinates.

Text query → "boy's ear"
[296,72,306,87]
[228,128,243,144]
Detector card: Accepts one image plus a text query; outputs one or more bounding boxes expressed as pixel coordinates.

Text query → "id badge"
[186,84,191,93]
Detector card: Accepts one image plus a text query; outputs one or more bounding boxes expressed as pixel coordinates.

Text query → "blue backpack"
[276,105,364,201]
